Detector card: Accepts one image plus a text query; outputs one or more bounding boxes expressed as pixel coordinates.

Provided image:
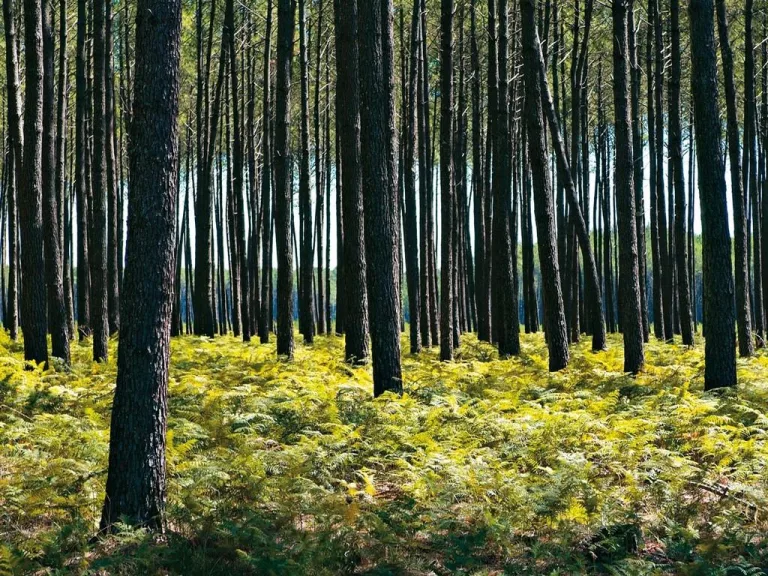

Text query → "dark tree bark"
[3,0,22,342]
[521,0,569,371]
[105,0,120,335]
[259,0,273,344]
[492,0,520,358]
[274,0,296,358]
[403,0,421,354]
[100,0,181,530]
[42,0,70,362]
[652,0,673,341]
[334,0,369,363]
[358,0,402,396]
[647,0,664,340]
[715,0,753,357]
[225,0,250,342]
[670,0,694,345]
[314,0,325,336]
[439,0,454,362]
[19,0,49,364]
[74,0,90,340]
[470,0,489,343]
[298,0,314,343]
[91,0,109,362]
[689,0,737,389]
[612,0,645,373]
[628,6,649,342]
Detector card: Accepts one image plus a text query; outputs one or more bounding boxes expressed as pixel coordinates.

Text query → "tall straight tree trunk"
[715,0,754,357]
[439,0,454,361]
[3,0,22,342]
[334,0,369,363]
[274,0,296,358]
[652,0,673,341]
[689,0,737,389]
[91,0,109,362]
[259,0,273,343]
[314,0,325,336]
[612,0,645,373]
[42,0,70,362]
[470,0,489,343]
[647,0,664,340]
[629,6,649,342]
[106,0,120,335]
[100,0,181,529]
[57,0,74,341]
[492,0,520,358]
[74,0,90,339]
[521,0,569,371]
[670,0,694,345]
[298,0,314,343]
[225,0,250,341]
[19,0,49,364]
[358,0,402,396]
[403,0,421,354]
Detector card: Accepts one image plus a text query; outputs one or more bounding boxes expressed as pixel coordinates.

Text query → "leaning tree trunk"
[358,0,403,396]
[689,0,737,389]
[612,0,645,373]
[101,0,181,530]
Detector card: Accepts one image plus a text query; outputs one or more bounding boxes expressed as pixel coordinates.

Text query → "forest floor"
[1,330,768,575]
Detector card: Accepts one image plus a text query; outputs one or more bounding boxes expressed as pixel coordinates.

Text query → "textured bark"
[521,0,569,371]
[403,0,421,354]
[274,0,295,358]
[74,0,90,340]
[439,0,454,362]
[670,0,694,346]
[628,6,649,342]
[689,0,737,389]
[470,0,489,343]
[612,0,645,373]
[715,0,753,357]
[259,0,273,344]
[298,0,314,343]
[334,0,369,363]
[19,0,49,364]
[105,0,120,335]
[225,0,250,342]
[358,0,402,396]
[91,0,109,362]
[3,0,21,341]
[101,0,180,529]
[492,0,520,358]
[42,0,70,362]
[314,0,326,336]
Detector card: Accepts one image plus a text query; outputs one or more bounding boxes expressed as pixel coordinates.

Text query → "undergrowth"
[2,330,768,574]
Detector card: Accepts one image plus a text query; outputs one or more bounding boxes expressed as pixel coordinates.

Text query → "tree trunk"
[612,0,645,373]
[521,0,569,371]
[334,0,369,363]
[689,0,737,389]
[715,0,753,357]
[439,0,454,361]
[274,0,296,358]
[358,0,402,396]
[101,0,181,530]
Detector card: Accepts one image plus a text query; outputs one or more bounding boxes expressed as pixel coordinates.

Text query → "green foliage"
[2,330,768,574]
